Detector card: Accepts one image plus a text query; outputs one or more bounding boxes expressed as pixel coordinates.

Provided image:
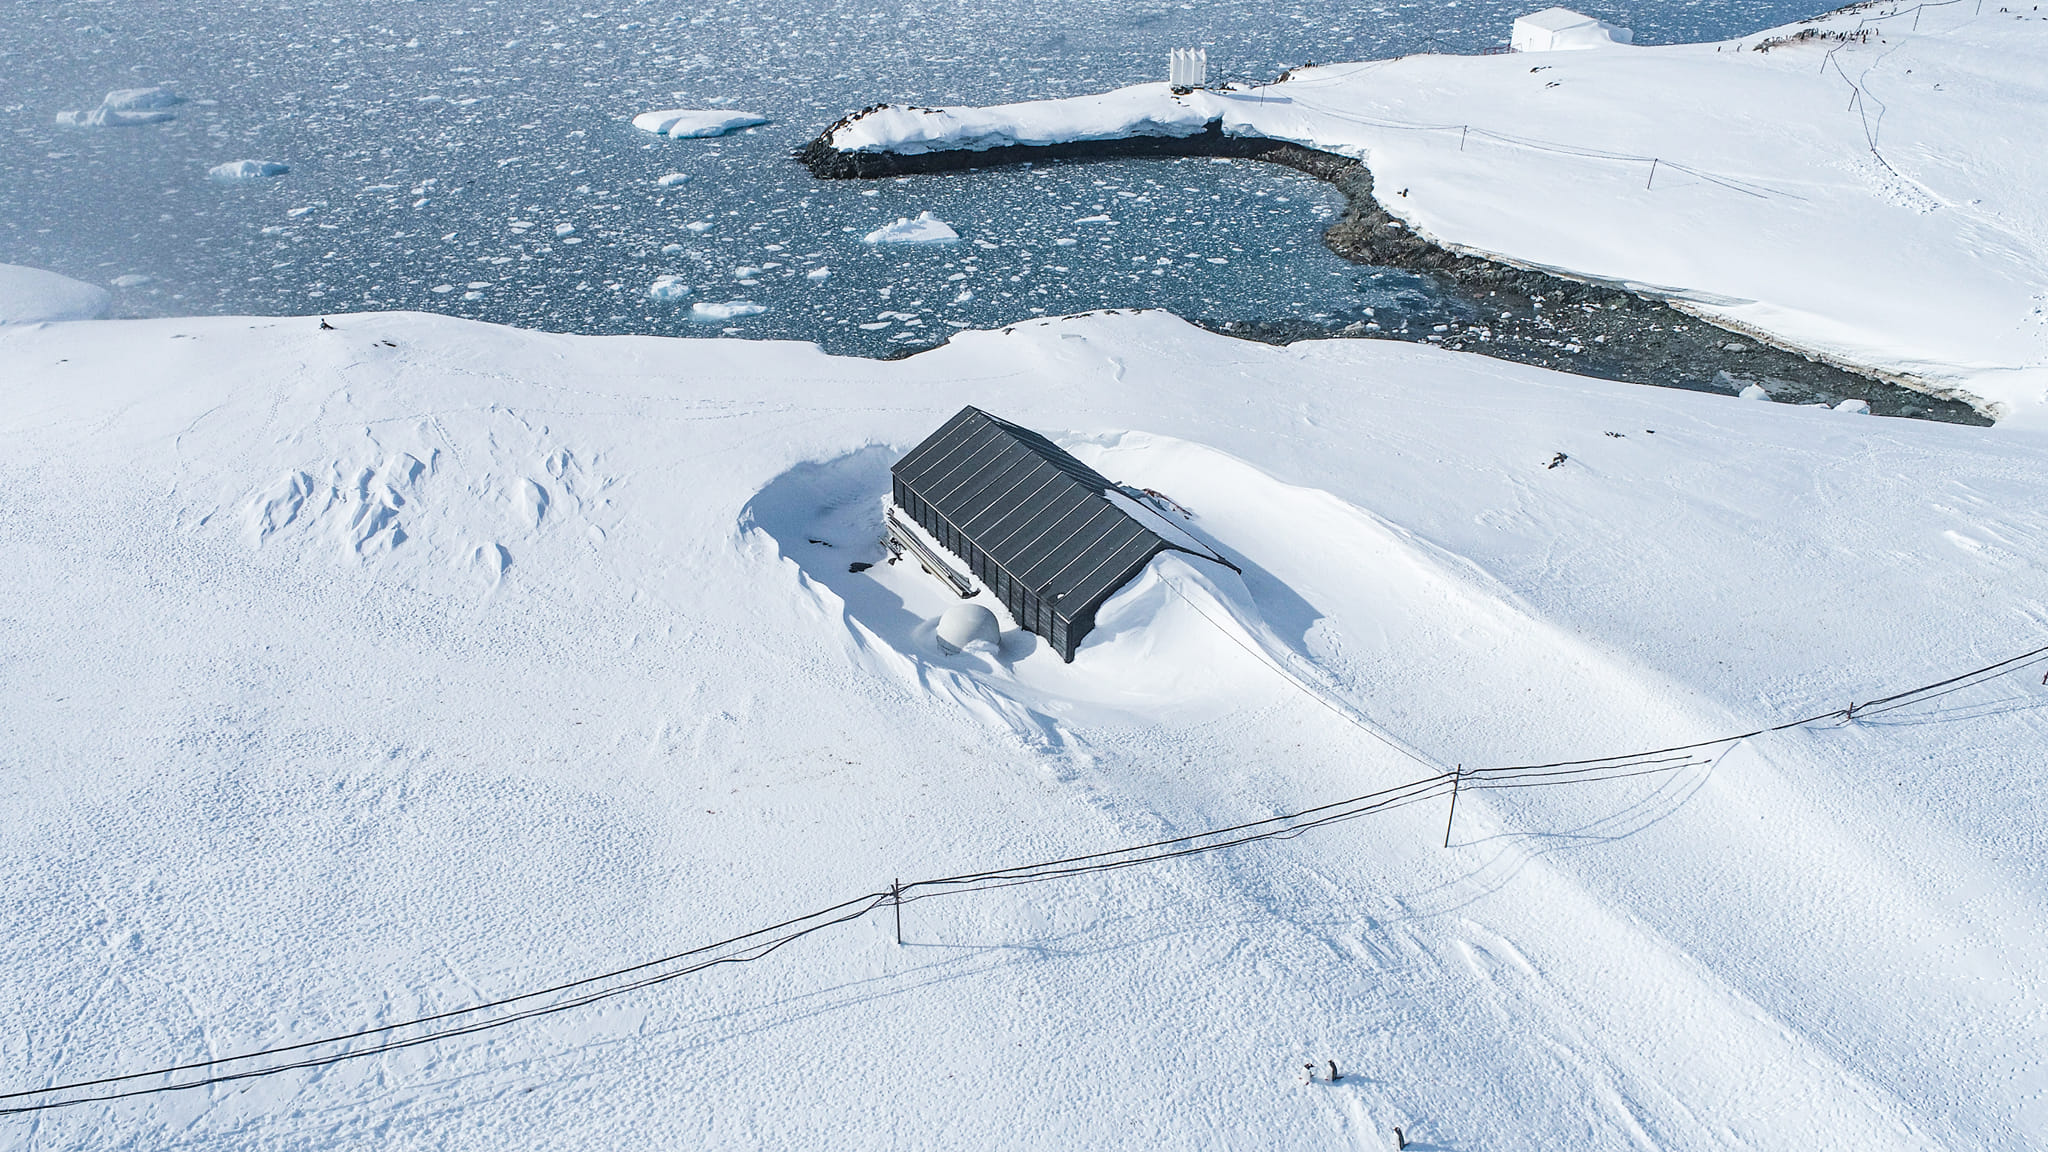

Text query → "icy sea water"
[4,0,1838,357]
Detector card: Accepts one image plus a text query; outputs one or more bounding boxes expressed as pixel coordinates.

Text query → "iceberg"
[56,86,183,127]
[632,109,770,139]
[690,300,767,322]
[209,160,291,182]
[863,212,960,245]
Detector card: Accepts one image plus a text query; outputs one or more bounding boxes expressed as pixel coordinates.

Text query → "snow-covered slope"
[827,7,2048,422]
[3,308,2047,1148]
[0,264,109,325]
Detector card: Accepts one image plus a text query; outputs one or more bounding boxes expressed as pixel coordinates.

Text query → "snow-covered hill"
[825,5,2048,422]
[3,308,2047,1148]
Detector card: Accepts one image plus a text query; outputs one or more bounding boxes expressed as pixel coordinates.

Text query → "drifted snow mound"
[691,300,766,322]
[209,159,290,182]
[56,86,183,127]
[632,109,769,138]
[863,212,959,245]
[0,264,111,324]
[935,603,1001,655]
[740,444,1309,743]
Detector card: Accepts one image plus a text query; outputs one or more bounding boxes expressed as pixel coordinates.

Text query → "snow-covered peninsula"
[815,5,2048,421]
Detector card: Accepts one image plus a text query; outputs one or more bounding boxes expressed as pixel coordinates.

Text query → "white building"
[1168,48,1208,88]
[1510,7,1634,51]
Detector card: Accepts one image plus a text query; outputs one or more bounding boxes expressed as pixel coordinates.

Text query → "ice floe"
[863,212,960,245]
[632,109,770,139]
[208,160,290,182]
[648,275,692,301]
[690,300,766,322]
[56,86,183,127]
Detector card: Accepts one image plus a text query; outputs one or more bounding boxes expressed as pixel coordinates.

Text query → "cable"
[5,638,2040,1115]
[2,897,891,1115]
[0,891,889,1105]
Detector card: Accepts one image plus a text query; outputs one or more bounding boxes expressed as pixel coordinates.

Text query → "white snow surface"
[631,108,770,138]
[0,263,111,324]
[862,210,961,245]
[826,10,2048,421]
[3,308,2048,1148]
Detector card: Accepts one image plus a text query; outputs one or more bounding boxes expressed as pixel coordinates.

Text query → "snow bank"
[818,10,2048,420]
[208,159,290,181]
[0,263,111,324]
[862,211,960,245]
[632,109,769,138]
[56,86,183,127]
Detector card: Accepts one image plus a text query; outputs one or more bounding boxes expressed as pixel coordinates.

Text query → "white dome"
[935,603,1001,654]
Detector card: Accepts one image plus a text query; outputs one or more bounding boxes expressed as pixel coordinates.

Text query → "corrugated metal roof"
[891,406,1175,661]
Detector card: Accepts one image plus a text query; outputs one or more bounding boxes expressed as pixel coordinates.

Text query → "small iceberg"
[691,300,767,322]
[57,86,184,127]
[648,275,693,301]
[105,87,183,111]
[209,159,290,181]
[863,211,960,246]
[632,109,770,139]
[656,172,692,186]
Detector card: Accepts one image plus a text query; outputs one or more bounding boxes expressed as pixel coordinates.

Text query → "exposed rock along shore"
[798,119,1988,425]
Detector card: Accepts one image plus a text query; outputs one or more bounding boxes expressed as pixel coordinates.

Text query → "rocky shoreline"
[799,122,1988,425]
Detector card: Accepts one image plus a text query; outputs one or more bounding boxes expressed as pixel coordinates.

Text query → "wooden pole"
[1443,766,1461,848]
[892,878,902,945]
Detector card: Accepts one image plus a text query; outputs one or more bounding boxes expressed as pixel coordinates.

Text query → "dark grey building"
[891,406,1221,662]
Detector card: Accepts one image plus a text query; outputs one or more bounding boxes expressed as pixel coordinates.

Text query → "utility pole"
[892,878,903,945]
[1443,766,1461,848]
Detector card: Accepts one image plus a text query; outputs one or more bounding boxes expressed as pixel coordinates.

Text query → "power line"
[4,639,2042,1116]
